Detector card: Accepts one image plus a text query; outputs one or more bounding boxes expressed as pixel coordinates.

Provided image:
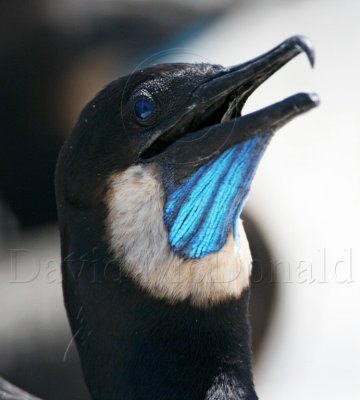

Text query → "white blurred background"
[1,0,359,398]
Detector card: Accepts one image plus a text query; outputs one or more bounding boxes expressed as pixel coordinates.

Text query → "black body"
[62,222,255,399]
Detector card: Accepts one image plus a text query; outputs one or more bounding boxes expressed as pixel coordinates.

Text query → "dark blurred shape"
[244,215,277,356]
[3,340,91,400]
[0,1,64,228]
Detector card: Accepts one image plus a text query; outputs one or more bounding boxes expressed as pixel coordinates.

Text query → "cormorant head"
[56,36,318,306]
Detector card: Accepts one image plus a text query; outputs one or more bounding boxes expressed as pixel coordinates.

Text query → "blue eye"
[135,98,154,119]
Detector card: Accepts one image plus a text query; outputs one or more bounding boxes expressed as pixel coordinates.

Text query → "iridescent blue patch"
[163,132,271,259]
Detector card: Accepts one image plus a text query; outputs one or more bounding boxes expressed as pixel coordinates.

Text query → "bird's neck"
[119,287,257,400]
[64,263,257,399]
[61,209,257,399]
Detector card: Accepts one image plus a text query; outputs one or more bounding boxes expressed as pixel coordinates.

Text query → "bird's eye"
[134,98,154,119]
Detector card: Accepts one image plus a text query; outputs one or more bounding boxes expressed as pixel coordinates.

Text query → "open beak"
[152,35,319,184]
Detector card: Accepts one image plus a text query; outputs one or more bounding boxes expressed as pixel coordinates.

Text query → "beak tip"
[294,92,320,113]
[287,92,319,125]
[291,35,316,68]
[308,92,320,106]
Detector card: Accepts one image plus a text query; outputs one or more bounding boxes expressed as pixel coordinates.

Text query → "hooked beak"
[146,35,319,183]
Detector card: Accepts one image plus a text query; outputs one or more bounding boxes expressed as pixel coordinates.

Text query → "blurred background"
[1,0,359,399]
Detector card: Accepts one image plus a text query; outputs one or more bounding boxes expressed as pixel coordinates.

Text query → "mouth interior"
[139,90,247,161]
